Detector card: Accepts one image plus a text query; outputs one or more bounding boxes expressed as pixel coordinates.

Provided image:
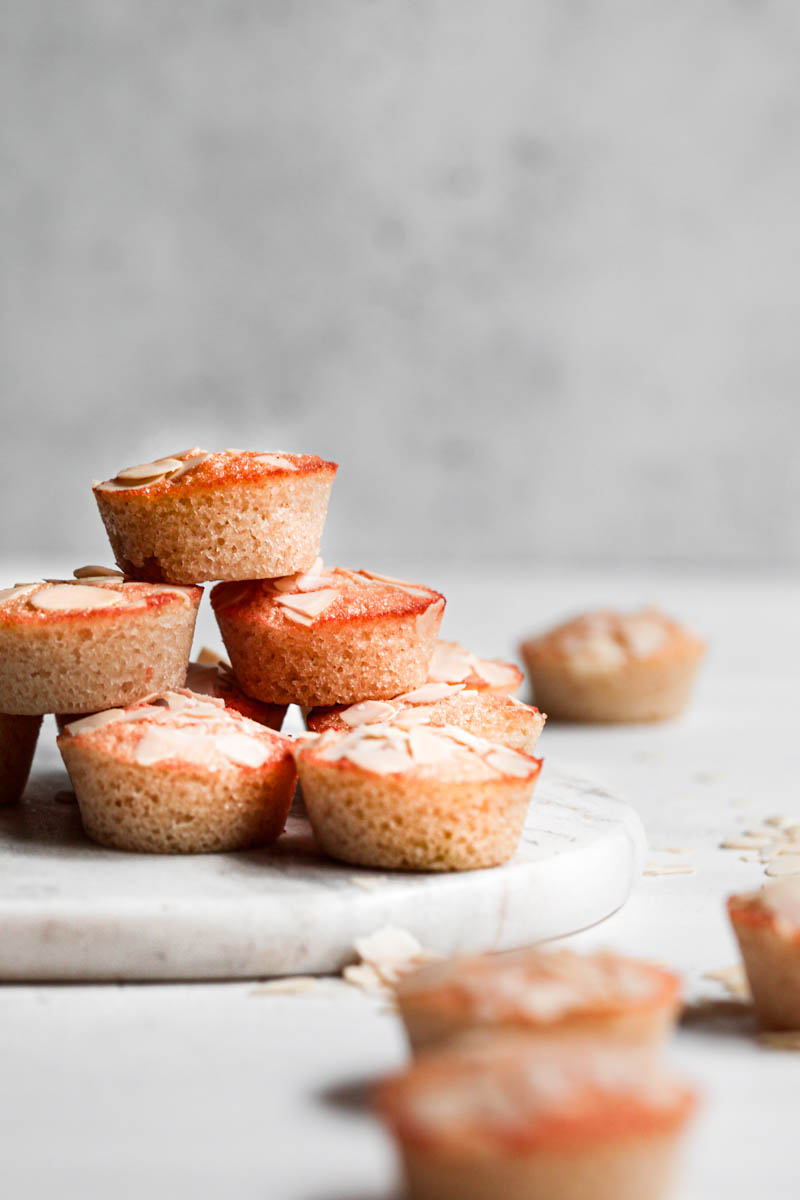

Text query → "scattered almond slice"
[703,964,750,999]
[31,584,127,612]
[644,862,695,876]
[342,963,386,992]
[73,565,125,579]
[250,977,341,996]
[765,854,800,877]
[473,659,521,688]
[651,846,692,855]
[721,835,774,850]
[351,926,439,987]
[63,709,129,736]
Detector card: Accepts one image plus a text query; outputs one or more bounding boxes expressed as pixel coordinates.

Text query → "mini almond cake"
[728,878,800,1030]
[212,560,445,707]
[307,683,545,755]
[396,947,681,1052]
[375,1037,696,1200]
[57,690,296,853]
[0,572,201,715]
[295,722,541,871]
[186,649,286,731]
[94,448,337,583]
[521,607,705,723]
[428,641,523,696]
[0,713,43,803]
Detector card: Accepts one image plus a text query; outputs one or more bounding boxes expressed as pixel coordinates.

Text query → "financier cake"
[0,572,201,715]
[212,560,445,707]
[307,682,545,755]
[295,722,541,871]
[374,1037,696,1200]
[94,448,337,583]
[728,878,800,1030]
[0,713,43,803]
[57,690,296,853]
[521,607,705,723]
[396,947,681,1053]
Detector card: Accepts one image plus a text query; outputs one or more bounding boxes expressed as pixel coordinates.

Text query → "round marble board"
[0,739,646,981]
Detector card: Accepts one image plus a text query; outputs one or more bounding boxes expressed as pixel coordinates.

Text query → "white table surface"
[2,563,798,1200]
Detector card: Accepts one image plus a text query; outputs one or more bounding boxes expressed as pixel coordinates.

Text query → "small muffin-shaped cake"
[0,572,201,715]
[307,683,545,755]
[396,947,681,1053]
[212,561,445,707]
[0,713,43,803]
[428,641,523,696]
[521,608,705,723]
[295,722,541,871]
[728,878,800,1030]
[186,649,286,731]
[94,448,337,583]
[57,690,296,853]
[375,1037,697,1200]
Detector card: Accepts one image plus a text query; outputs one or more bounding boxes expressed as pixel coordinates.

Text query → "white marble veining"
[0,746,644,980]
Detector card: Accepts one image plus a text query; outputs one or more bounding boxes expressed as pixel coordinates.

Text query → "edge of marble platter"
[0,755,646,982]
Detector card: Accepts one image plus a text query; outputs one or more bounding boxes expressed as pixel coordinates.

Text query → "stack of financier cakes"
[374,945,698,1200]
[0,446,545,866]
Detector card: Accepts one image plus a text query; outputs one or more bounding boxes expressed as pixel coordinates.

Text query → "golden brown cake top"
[375,1037,695,1152]
[0,569,200,626]
[298,720,540,782]
[428,641,523,693]
[93,447,337,496]
[523,607,704,671]
[58,690,291,771]
[397,948,680,1023]
[307,684,542,735]
[211,560,445,629]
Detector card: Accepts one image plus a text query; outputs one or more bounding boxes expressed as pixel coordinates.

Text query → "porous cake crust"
[295,723,541,870]
[375,1039,695,1200]
[94,448,337,583]
[0,577,201,715]
[396,947,681,1053]
[0,713,43,804]
[307,683,545,754]
[728,881,800,1030]
[212,562,445,707]
[521,608,705,723]
[57,690,296,853]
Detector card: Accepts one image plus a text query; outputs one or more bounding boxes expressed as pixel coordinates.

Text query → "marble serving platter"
[0,735,646,981]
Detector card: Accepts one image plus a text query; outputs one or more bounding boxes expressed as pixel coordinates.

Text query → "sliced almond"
[473,659,520,689]
[394,682,465,705]
[169,452,212,481]
[0,583,39,606]
[359,570,435,599]
[282,608,315,627]
[407,727,459,765]
[428,641,474,683]
[253,453,297,471]
[275,589,338,619]
[484,746,535,778]
[73,565,125,579]
[340,700,399,727]
[134,726,218,767]
[766,854,800,877]
[114,457,184,484]
[215,732,271,768]
[147,584,195,606]
[195,647,228,667]
[31,584,127,612]
[63,709,128,736]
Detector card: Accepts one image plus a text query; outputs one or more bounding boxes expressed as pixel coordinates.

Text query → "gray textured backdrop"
[2,1,799,567]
